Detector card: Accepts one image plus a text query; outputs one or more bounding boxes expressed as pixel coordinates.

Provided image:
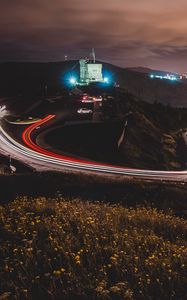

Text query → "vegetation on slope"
[0,197,187,300]
[119,111,181,170]
[117,95,187,170]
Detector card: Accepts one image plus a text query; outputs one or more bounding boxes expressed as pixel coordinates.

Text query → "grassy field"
[0,197,187,300]
[0,172,187,218]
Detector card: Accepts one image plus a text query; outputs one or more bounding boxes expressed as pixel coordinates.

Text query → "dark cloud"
[0,0,187,72]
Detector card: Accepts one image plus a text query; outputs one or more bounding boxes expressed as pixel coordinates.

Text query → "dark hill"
[39,87,187,171]
[0,61,187,107]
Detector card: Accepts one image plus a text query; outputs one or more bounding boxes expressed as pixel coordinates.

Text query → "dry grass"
[0,197,187,300]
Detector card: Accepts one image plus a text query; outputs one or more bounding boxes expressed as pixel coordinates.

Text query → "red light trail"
[20,114,187,179]
[22,114,117,167]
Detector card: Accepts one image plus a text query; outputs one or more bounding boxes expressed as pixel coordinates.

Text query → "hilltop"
[0,61,187,107]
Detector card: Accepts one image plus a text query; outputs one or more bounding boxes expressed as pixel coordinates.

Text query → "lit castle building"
[78,49,108,85]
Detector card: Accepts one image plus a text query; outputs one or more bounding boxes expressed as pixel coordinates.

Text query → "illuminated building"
[79,49,104,85]
[68,49,111,86]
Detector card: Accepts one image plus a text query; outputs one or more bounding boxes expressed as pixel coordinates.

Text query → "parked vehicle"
[77,108,93,114]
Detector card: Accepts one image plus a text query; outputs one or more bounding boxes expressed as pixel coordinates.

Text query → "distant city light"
[150,73,178,81]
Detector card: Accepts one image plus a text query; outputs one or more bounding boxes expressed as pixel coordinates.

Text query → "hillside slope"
[43,90,187,170]
[116,92,187,170]
[119,111,180,170]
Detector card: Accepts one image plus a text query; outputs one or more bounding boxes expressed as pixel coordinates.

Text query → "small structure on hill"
[0,156,16,175]
[79,49,104,85]
[68,49,111,87]
[0,164,13,175]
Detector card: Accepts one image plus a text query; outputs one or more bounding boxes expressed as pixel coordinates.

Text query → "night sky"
[0,0,187,72]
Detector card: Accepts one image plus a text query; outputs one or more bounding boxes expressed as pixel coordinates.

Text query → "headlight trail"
[0,114,187,180]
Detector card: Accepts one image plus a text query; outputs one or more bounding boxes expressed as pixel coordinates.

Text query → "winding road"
[0,114,187,181]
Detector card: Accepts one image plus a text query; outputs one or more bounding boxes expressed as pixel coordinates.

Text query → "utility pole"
[8,155,11,167]
[92,48,96,63]
[118,120,128,148]
[44,85,48,97]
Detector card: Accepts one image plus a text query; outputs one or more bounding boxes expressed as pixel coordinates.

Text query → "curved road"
[0,114,187,181]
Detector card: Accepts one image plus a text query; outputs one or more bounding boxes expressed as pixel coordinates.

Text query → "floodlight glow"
[69,77,77,85]
[103,77,109,83]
